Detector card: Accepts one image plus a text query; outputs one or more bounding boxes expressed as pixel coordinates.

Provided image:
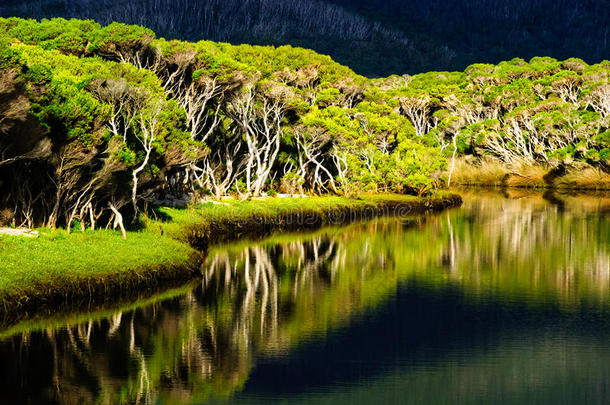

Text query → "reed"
[556,168,610,191]
[450,158,508,186]
[452,158,610,190]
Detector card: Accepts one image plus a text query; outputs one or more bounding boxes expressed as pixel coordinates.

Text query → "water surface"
[2,189,610,404]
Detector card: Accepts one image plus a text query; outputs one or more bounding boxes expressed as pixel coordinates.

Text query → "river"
[1,189,609,404]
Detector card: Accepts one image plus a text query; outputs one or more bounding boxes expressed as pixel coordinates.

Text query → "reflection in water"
[1,190,609,404]
[438,190,610,305]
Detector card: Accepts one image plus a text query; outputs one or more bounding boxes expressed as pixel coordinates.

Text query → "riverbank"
[451,158,610,190]
[0,193,462,317]
[156,194,463,250]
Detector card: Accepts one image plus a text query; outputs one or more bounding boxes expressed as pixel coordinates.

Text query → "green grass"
[153,194,444,236]
[0,228,196,311]
[0,229,192,289]
[160,195,381,221]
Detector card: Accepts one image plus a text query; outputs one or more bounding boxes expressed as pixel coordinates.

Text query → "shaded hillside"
[327,0,610,73]
[0,0,435,77]
[0,0,608,76]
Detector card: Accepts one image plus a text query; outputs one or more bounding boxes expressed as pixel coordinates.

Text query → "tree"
[551,71,582,106]
[131,98,163,219]
[398,95,431,137]
[228,85,288,197]
[589,84,610,119]
[293,127,337,193]
[201,130,244,199]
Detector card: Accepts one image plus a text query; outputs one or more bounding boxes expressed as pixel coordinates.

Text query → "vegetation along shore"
[0,194,461,318]
[0,17,607,316]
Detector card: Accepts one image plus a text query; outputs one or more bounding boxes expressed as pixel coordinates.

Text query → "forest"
[0,18,608,232]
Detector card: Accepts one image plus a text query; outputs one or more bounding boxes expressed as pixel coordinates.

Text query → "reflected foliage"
[0,191,609,404]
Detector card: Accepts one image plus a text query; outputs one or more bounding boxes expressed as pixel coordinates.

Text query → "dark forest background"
[0,0,608,76]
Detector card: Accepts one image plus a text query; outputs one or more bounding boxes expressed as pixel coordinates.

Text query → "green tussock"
[156,195,408,227]
[0,229,191,286]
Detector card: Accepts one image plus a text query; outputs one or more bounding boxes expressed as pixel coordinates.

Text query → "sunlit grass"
[504,162,547,188]
[152,194,450,239]
[0,229,194,295]
[451,158,508,186]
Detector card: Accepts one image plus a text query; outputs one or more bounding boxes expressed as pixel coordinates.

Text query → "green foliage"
[370,55,610,170]
[0,37,21,69]
[0,18,100,55]
[87,21,155,53]
[0,16,606,229]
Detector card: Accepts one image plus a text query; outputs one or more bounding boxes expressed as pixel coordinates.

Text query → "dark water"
[1,189,610,405]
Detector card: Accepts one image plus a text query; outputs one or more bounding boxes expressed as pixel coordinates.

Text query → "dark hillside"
[3,0,607,76]
[0,0,426,76]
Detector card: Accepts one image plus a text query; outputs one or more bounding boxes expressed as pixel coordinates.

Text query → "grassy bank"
[0,193,462,317]
[452,158,610,190]
[0,229,200,315]
[153,194,463,251]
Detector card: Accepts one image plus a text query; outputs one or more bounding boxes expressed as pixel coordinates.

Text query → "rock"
[0,227,39,238]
